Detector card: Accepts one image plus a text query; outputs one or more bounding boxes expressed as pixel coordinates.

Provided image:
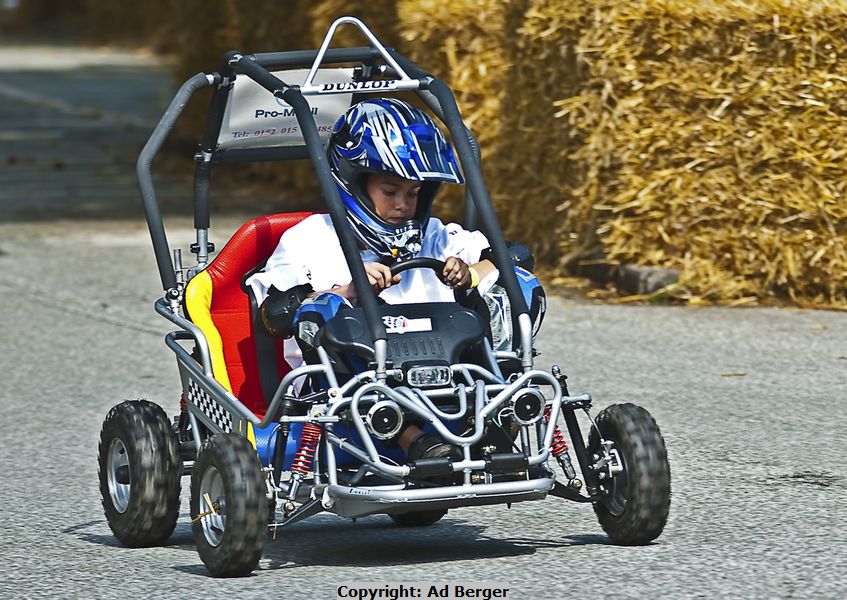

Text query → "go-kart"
[97,17,671,577]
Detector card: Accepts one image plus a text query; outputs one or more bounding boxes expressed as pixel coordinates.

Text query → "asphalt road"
[1,43,845,600]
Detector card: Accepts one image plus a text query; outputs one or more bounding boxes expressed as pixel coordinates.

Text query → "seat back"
[184,212,312,416]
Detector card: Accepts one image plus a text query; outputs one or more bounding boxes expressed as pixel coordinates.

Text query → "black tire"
[389,509,447,527]
[587,403,671,545]
[191,433,269,577]
[97,400,181,547]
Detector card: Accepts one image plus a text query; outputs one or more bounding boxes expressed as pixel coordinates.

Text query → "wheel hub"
[595,439,628,516]
[106,438,131,514]
[198,466,226,547]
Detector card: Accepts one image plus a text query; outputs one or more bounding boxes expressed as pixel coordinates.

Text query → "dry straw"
[495,0,847,307]
[396,0,526,223]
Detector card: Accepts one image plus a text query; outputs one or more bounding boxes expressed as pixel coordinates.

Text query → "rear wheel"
[97,400,181,547]
[389,509,447,527]
[191,433,268,577]
[587,403,671,545]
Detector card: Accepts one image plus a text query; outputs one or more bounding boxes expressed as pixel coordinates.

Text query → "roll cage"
[136,16,535,382]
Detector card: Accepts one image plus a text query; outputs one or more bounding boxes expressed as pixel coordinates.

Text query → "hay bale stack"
[309,0,400,49]
[396,0,528,222]
[161,1,315,134]
[164,0,315,82]
[397,0,525,149]
[518,0,847,306]
[484,0,587,261]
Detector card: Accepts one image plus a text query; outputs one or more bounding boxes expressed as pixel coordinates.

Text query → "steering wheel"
[389,256,446,278]
[389,257,470,304]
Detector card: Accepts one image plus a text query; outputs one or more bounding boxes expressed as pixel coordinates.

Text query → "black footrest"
[484,453,528,471]
[408,457,454,478]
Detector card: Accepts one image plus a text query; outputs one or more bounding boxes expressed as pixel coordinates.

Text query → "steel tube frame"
[139,45,534,370]
[226,54,391,368]
[137,73,219,295]
[139,34,550,506]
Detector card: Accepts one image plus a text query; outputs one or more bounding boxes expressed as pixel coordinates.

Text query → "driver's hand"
[443,256,471,288]
[365,262,401,293]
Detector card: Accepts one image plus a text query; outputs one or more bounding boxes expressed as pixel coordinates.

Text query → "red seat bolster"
[203,212,312,415]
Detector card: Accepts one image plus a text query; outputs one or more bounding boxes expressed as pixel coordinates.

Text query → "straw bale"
[502,0,847,307]
[309,0,399,49]
[481,0,587,261]
[395,0,528,222]
[397,0,524,148]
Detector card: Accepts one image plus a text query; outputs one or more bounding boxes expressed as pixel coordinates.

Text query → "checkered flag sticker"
[186,377,232,433]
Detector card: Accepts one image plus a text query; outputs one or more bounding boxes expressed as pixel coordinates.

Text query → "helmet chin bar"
[388,223,423,261]
[348,174,427,261]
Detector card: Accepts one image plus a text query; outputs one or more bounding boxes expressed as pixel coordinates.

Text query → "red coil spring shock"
[544,405,569,457]
[545,405,578,482]
[290,423,322,475]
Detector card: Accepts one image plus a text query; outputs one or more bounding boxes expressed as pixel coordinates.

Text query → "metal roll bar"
[137,16,534,376]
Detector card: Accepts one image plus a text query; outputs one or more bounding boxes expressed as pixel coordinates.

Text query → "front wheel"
[97,400,181,547]
[587,403,671,545]
[191,433,269,577]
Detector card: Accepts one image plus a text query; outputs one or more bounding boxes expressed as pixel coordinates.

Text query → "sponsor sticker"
[317,80,400,93]
[218,68,353,149]
[382,315,433,334]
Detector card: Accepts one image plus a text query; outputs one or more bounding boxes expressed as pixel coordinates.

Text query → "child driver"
[246,98,543,465]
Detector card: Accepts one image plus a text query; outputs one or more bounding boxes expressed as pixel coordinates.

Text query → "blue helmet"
[327,98,464,261]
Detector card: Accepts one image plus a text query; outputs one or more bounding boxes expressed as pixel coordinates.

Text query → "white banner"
[218,68,353,149]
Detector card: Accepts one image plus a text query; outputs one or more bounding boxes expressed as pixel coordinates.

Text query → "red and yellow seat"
[183,212,312,418]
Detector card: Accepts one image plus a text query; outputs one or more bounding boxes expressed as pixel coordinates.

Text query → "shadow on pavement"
[62,519,196,549]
